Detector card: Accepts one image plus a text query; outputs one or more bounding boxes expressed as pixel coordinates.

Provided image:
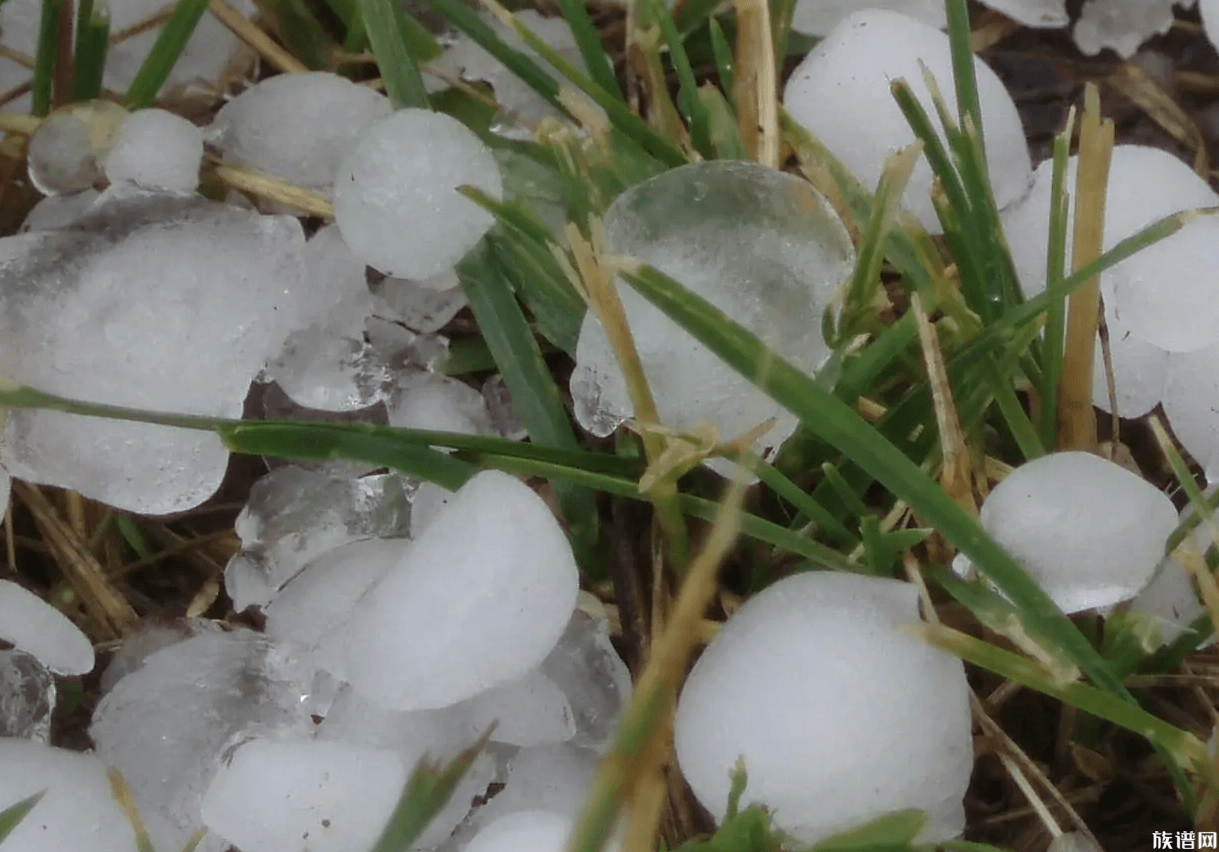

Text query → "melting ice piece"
[979,452,1176,613]
[783,9,1031,233]
[537,609,631,750]
[90,629,317,852]
[20,189,100,232]
[344,470,579,711]
[465,811,575,852]
[1129,555,1208,647]
[975,0,1068,26]
[387,373,497,437]
[1074,0,1191,59]
[202,738,406,852]
[0,739,138,851]
[570,160,853,470]
[26,101,127,195]
[225,466,412,611]
[459,743,598,838]
[0,194,307,514]
[0,579,94,675]
[209,73,392,193]
[104,109,204,194]
[371,268,469,334]
[0,648,55,740]
[674,572,972,846]
[334,108,502,280]
[789,0,944,36]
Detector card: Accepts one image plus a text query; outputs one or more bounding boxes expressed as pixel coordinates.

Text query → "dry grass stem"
[210,0,309,74]
[210,161,334,217]
[731,0,778,168]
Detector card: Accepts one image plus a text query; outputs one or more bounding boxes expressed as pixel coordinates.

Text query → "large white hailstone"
[103,109,203,194]
[0,579,94,675]
[674,572,972,846]
[0,740,138,851]
[570,160,854,471]
[201,738,406,852]
[782,9,1031,233]
[1002,146,1219,354]
[974,0,1068,27]
[1164,344,1219,477]
[344,470,580,710]
[979,452,1176,613]
[334,109,502,281]
[788,0,945,37]
[465,810,575,852]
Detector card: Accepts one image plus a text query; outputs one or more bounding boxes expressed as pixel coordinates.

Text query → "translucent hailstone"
[979,452,1177,613]
[201,738,406,852]
[386,373,497,437]
[334,108,503,281]
[1090,312,1171,418]
[569,160,854,469]
[344,470,579,711]
[0,740,138,851]
[0,579,94,675]
[370,268,469,334]
[1074,0,1193,59]
[465,810,574,852]
[208,72,393,193]
[789,0,945,36]
[783,9,1032,233]
[674,572,972,846]
[975,0,1069,27]
[26,101,127,196]
[1129,556,1208,647]
[1163,344,1219,475]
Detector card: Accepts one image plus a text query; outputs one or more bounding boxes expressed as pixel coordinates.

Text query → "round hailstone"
[26,100,127,195]
[1164,344,1219,476]
[974,0,1068,27]
[674,572,972,846]
[104,109,204,194]
[334,108,502,281]
[0,579,94,675]
[0,740,138,850]
[569,160,854,470]
[782,9,1031,233]
[789,0,944,36]
[209,72,392,192]
[201,738,406,852]
[465,810,574,852]
[1089,310,1170,419]
[344,469,579,710]
[979,452,1177,613]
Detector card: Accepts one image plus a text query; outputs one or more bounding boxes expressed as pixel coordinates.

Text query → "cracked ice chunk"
[980,452,1176,613]
[0,740,138,851]
[570,160,853,469]
[0,649,55,740]
[0,579,93,675]
[790,0,945,36]
[466,811,574,852]
[674,572,972,846]
[1074,0,1192,59]
[209,73,393,193]
[975,0,1068,27]
[783,9,1031,233]
[344,470,579,711]
[538,609,631,749]
[104,109,203,194]
[202,738,406,852]
[334,108,502,280]
[371,269,469,334]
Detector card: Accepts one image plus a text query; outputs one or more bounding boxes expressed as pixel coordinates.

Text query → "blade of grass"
[70,0,110,102]
[0,791,44,844]
[674,0,726,33]
[255,0,331,69]
[552,0,622,102]
[357,0,429,108]
[32,0,66,116]
[707,17,734,98]
[123,0,210,108]
[641,0,711,157]
[1037,109,1076,448]
[697,84,746,160]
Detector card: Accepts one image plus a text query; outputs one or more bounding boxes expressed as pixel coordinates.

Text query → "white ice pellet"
[465,810,574,852]
[0,579,94,675]
[334,109,502,281]
[386,373,497,437]
[1164,344,1219,475]
[975,0,1069,27]
[344,470,579,711]
[104,109,203,194]
[1074,0,1191,59]
[201,738,406,852]
[789,0,945,36]
[979,452,1177,613]
[674,572,972,846]
[783,9,1032,233]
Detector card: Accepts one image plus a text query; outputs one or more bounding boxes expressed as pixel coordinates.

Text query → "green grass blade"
[944,0,983,154]
[707,17,734,98]
[553,0,622,102]
[258,0,332,69]
[697,85,746,160]
[1037,118,1074,447]
[642,0,711,156]
[768,0,796,73]
[32,0,65,115]
[123,0,211,108]
[357,0,429,108]
[674,0,726,33]
[71,0,110,101]
[0,791,45,843]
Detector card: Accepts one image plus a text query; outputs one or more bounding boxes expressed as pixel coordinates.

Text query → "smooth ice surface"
[20,190,100,232]
[783,10,1031,232]
[104,109,203,194]
[202,738,405,852]
[0,649,55,740]
[674,572,972,845]
[975,0,1068,26]
[1164,344,1219,475]
[334,109,502,280]
[465,810,574,852]
[225,465,412,611]
[0,579,93,675]
[387,373,497,436]
[980,452,1177,613]
[0,739,138,852]
[1090,313,1170,418]
[1074,0,1191,58]
[209,73,392,193]
[90,629,317,852]
[570,161,853,468]
[0,194,307,514]
[344,470,579,711]
[789,0,944,36]
[26,102,126,196]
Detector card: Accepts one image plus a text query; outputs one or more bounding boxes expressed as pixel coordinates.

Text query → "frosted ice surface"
[344,470,579,711]
[334,108,503,280]
[1091,313,1170,418]
[979,452,1176,613]
[975,0,1068,27]
[1163,345,1219,475]
[0,579,93,675]
[457,667,575,747]
[783,10,1031,233]
[99,618,223,693]
[0,194,307,514]
[1130,556,1207,646]
[267,330,395,411]
[0,649,55,741]
[0,739,138,852]
[387,373,497,437]
[789,0,945,36]
[104,109,203,194]
[90,629,318,852]
[538,609,631,750]
[465,810,574,852]
[26,102,126,196]
[1074,0,1191,58]
[202,738,406,852]
[371,269,469,334]
[571,161,853,469]
[20,190,100,232]
[674,572,972,846]
[411,481,456,536]
[225,465,412,611]
[209,73,392,193]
